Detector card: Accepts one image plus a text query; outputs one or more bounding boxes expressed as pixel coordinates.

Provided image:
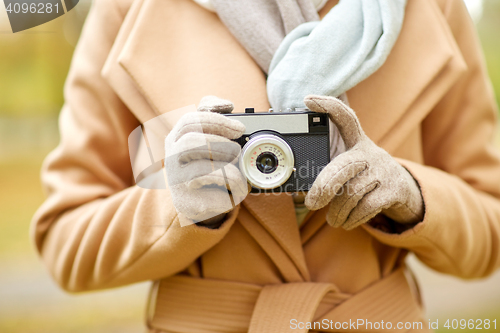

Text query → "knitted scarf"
[210,0,407,110]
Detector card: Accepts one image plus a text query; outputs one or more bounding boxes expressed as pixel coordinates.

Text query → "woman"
[32,0,500,332]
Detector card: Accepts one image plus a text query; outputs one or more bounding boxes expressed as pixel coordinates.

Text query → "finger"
[304,95,364,149]
[173,112,245,141]
[170,184,234,222]
[167,159,228,185]
[305,149,368,210]
[187,163,249,198]
[197,95,234,114]
[342,191,391,230]
[326,177,379,228]
[222,163,250,205]
[174,133,241,163]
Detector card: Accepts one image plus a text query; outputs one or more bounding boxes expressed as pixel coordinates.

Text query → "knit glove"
[164,96,248,225]
[304,95,424,230]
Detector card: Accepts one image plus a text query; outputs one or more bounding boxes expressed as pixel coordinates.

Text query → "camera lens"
[256,152,278,174]
[239,133,294,190]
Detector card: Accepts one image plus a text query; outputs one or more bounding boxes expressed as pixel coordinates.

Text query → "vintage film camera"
[225,108,330,193]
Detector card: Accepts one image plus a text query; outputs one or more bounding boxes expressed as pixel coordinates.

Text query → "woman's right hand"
[164,96,248,226]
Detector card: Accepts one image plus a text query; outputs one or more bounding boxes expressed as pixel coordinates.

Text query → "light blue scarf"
[267,0,407,110]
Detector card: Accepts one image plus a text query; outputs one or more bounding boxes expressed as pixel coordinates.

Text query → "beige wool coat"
[32,0,500,332]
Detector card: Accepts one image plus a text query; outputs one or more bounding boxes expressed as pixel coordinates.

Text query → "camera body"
[225,108,330,193]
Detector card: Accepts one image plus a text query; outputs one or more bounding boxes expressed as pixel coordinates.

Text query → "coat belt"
[147,268,428,333]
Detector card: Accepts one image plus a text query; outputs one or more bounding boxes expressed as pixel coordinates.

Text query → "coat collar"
[103,0,467,274]
[347,0,467,153]
[105,0,467,148]
[105,0,269,121]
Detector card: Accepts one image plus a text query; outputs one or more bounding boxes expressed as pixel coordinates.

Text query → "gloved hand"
[164,96,248,226]
[304,95,424,230]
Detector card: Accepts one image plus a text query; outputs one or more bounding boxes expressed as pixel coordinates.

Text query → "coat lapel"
[101,0,158,124]
[348,0,467,152]
[241,194,311,282]
[115,0,269,119]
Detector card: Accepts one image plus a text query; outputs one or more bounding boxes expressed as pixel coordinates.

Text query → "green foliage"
[478,0,500,108]
[0,7,84,117]
[0,157,45,256]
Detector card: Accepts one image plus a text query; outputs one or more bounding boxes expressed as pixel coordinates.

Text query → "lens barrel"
[239,132,294,190]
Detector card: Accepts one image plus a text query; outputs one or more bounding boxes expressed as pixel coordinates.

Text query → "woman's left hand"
[304,95,424,230]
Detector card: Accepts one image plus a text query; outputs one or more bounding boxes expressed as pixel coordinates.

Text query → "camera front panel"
[277,133,329,193]
[227,110,330,193]
[233,131,329,193]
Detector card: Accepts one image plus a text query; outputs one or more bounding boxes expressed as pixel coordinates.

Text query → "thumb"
[304,95,364,149]
[197,95,234,114]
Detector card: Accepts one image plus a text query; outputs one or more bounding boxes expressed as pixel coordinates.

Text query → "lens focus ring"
[240,133,294,190]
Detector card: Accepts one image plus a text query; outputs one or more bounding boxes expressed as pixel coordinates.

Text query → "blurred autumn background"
[0,0,499,332]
